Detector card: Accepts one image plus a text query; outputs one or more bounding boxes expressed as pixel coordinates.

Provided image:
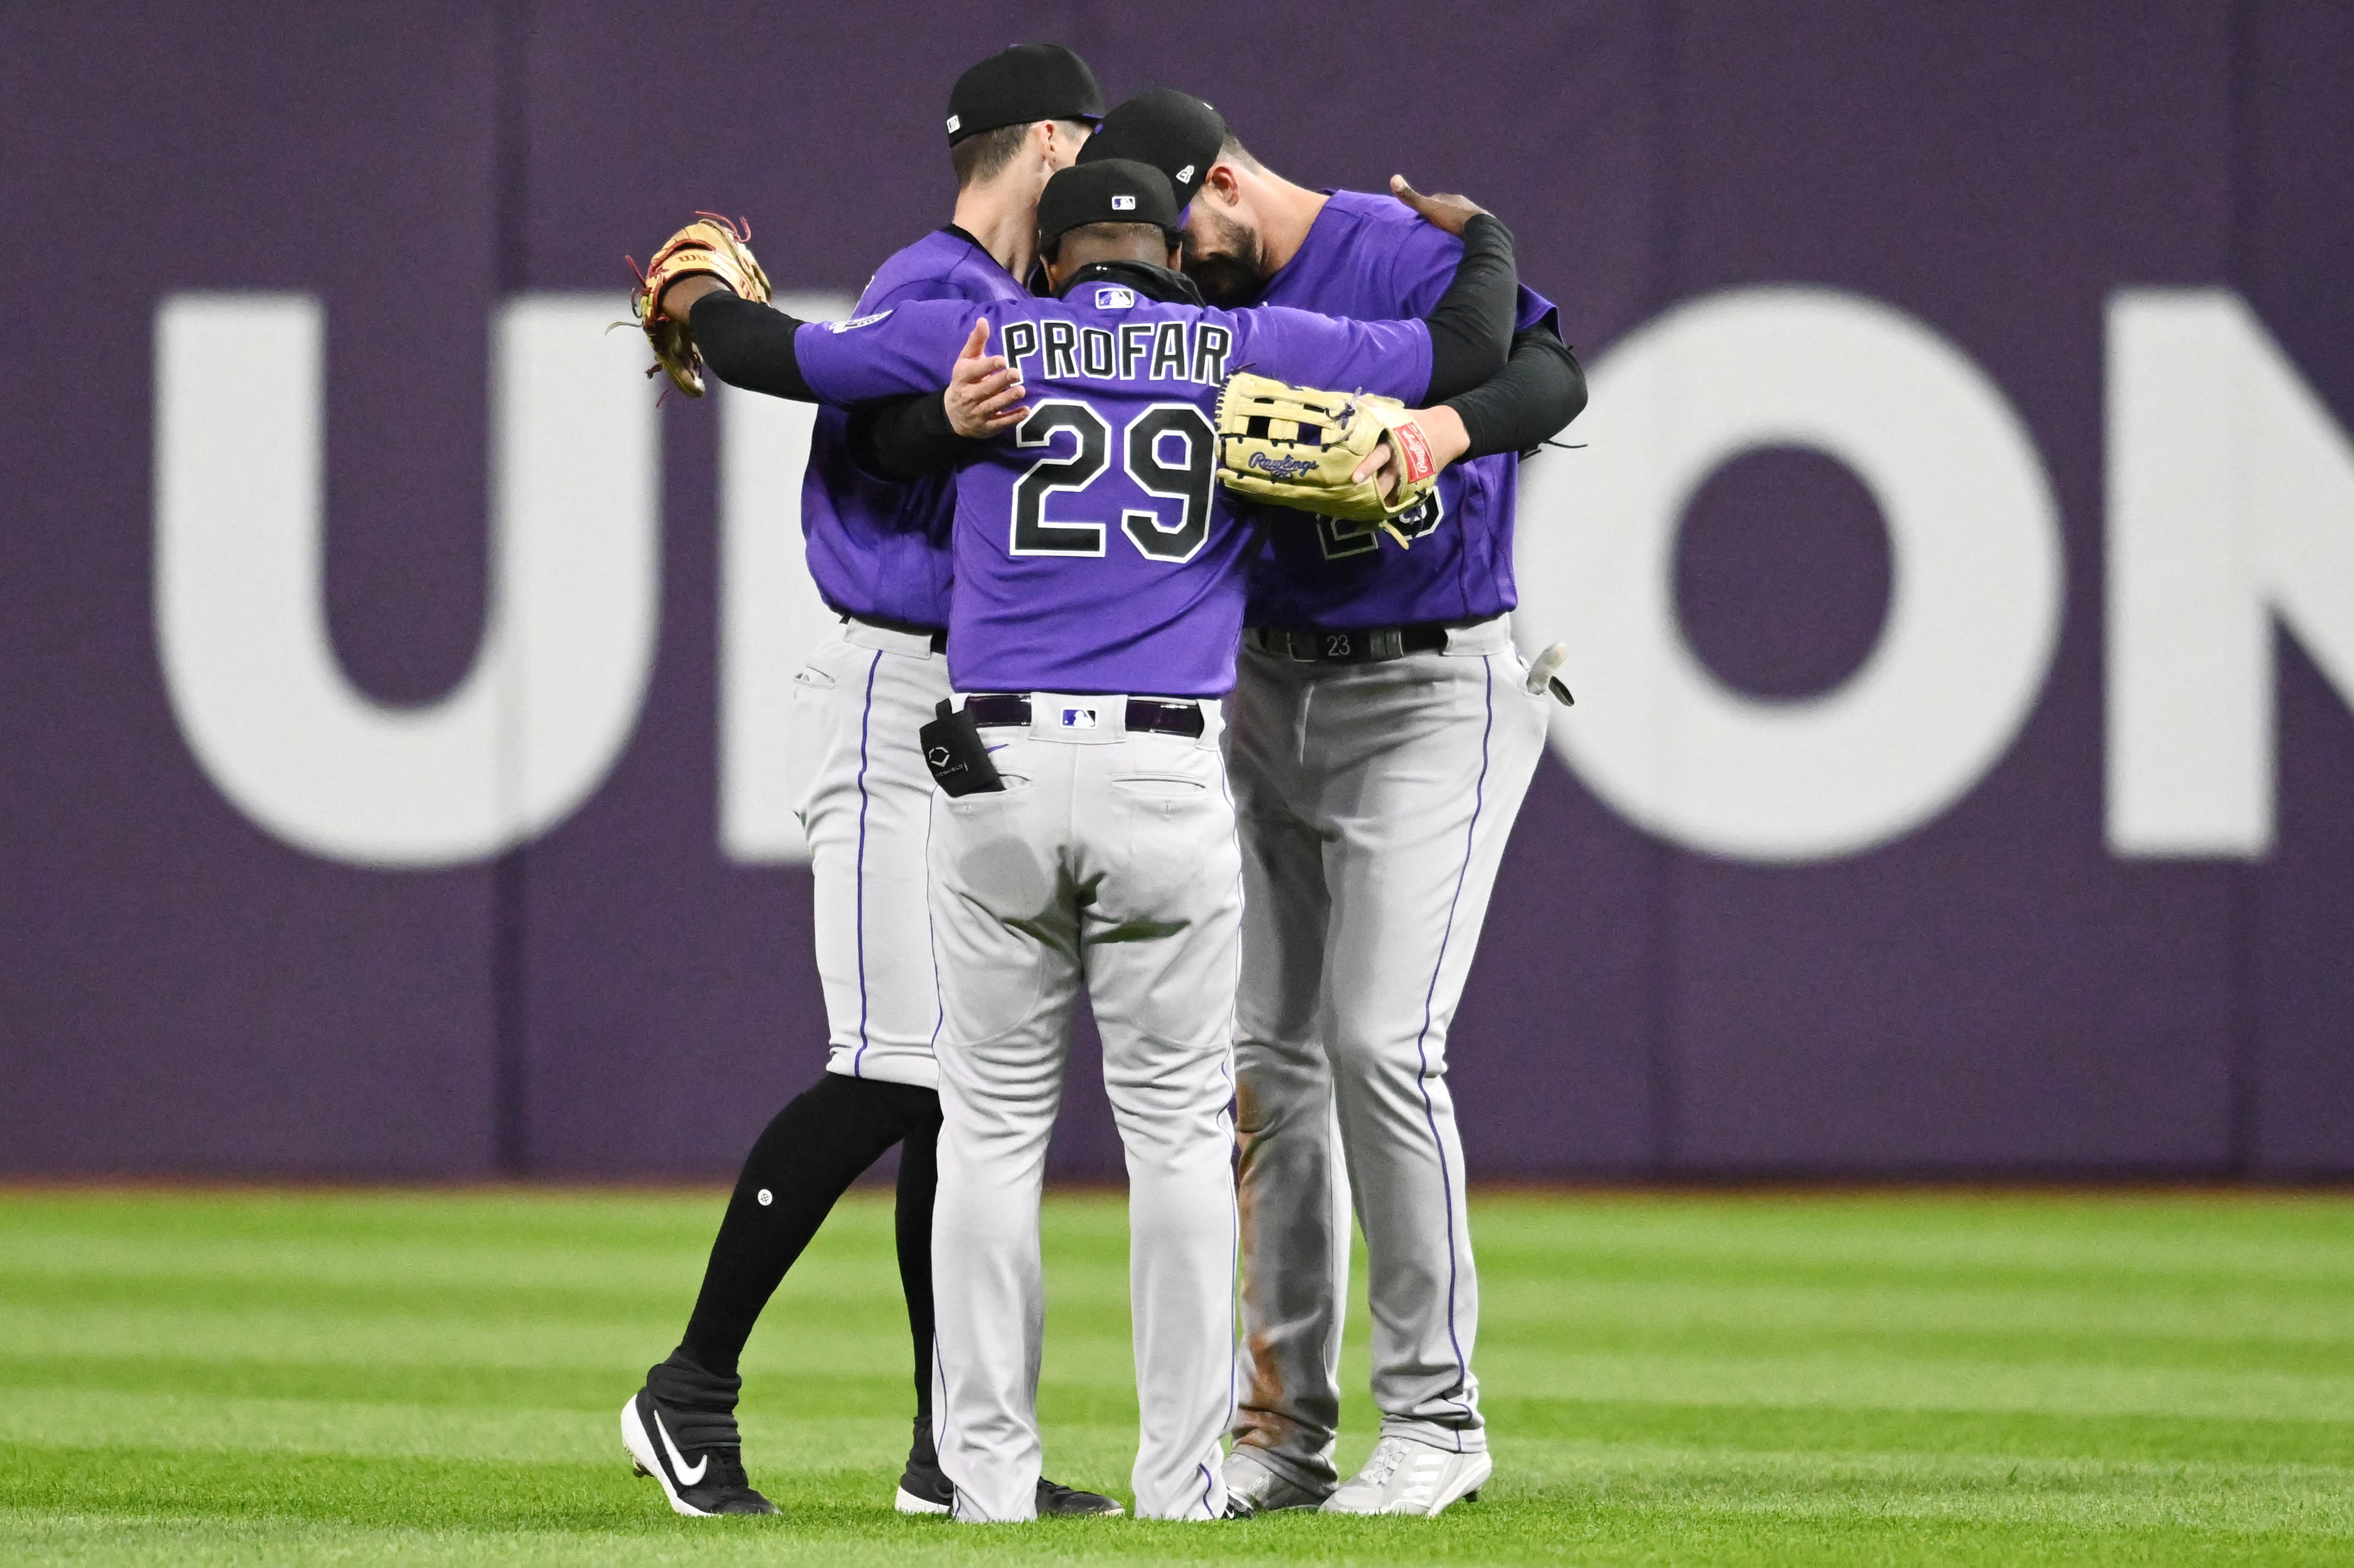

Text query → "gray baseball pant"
[1226,616,1548,1486]
[927,698,1241,1522]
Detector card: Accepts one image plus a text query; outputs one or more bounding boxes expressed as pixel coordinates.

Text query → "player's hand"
[1353,438,1399,500]
[1388,176,1488,237]
[657,273,733,321]
[1349,406,1471,496]
[945,319,1028,437]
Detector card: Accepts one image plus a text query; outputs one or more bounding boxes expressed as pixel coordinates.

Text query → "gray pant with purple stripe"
[786,618,952,1091]
[927,701,1242,1522]
[1226,613,1548,1486]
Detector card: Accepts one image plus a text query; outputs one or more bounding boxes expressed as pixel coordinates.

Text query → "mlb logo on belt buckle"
[1060,707,1098,730]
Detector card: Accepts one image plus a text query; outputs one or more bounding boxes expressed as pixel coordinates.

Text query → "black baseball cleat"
[893,1417,1124,1517]
[621,1387,778,1516]
[1037,1477,1125,1516]
[895,1415,953,1515]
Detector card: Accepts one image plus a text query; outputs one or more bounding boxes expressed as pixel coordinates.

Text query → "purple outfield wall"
[1,1,2349,1179]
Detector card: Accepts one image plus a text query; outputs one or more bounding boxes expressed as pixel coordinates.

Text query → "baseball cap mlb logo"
[1059,707,1098,729]
[1110,193,1136,211]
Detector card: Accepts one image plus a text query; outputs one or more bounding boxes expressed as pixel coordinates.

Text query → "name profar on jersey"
[996,316,1232,389]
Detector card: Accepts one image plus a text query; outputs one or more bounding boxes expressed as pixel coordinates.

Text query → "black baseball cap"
[1037,160,1181,251]
[1076,88,1227,207]
[945,43,1104,144]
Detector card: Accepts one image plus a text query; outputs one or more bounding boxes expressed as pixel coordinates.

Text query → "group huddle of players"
[617,43,1586,1524]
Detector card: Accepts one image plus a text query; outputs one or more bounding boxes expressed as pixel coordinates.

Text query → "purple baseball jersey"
[799,227,1033,630]
[1243,189,1558,630]
[794,281,1433,697]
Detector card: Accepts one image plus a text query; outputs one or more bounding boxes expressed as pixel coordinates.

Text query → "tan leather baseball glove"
[629,214,773,396]
[1214,372,1439,533]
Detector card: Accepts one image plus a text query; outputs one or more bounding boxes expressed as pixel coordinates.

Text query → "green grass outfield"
[3,1188,2350,1564]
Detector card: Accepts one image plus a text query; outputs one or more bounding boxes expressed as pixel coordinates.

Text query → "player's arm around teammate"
[650,157,1521,1523]
[1083,90,1587,1519]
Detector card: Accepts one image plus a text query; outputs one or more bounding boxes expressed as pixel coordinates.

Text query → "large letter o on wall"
[1515,287,2063,862]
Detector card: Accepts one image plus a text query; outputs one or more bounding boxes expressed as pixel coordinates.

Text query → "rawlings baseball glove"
[1214,372,1439,534]
[628,214,773,396]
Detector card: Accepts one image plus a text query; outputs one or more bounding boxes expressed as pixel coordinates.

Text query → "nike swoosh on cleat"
[654,1408,708,1485]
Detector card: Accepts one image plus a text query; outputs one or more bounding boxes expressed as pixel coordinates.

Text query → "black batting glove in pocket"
[921,700,1006,797]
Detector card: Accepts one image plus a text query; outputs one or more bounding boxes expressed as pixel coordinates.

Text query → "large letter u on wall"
[154,294,658,868]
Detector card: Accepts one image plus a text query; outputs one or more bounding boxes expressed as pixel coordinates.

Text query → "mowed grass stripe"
[1473,1348,2354,1423]
[1492,1397,2354,1468]
[1472,1192,2354,1276]
[3,1189,2350,1565]
[11,1189,2345,1275]
[4,1442,2347,1561]
[1,1392,1130,1468]
[7,1373,2346,1475]
[6,1439,2348,1534]
[13,1270,2348,1375]
[13,1298,2345,1391]
[9,1357,2349,1469]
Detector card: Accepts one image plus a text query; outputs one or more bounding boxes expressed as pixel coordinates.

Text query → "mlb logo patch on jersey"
[1094,286,1136,310]
[828,310,895,333]
[1059,707,1098,730]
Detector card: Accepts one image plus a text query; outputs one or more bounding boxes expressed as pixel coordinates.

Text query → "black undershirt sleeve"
[693,288,970,480]
[702,220,1518,470]
[1445,322,1587,460]
[1419,213,1518,403]
[687,291,816,400]
[848,392,974,482]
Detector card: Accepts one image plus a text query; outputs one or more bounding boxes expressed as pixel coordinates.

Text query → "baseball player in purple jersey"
[1080,92,1587,1518]
[619,45,1124,1522]
[657,156,1522,1520]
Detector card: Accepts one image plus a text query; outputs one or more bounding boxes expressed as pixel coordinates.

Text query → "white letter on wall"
[1515,286,2063,862]
[720,291,855,865]
[156,294,657,867]
[2107,289,2354,858]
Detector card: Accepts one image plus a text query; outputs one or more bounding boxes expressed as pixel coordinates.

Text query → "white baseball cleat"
[893,1483,952,1517]
[1318,1435,1490,1517]
[1220,1444,1333,1516]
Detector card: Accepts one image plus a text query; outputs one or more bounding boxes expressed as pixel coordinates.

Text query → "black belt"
[1249,623,1452,665]
[842,613,947,653]
[964,693,1206,739]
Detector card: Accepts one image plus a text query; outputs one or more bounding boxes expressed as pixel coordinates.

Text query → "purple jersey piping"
[849,650,883,1075]
[1408,655,1493,1442]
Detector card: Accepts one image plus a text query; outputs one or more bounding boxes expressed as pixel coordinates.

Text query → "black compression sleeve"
[847,392,974,482]
[1446,323,1587,460]
[677,1071,940,1381]
[1420,213,1517,402]
[687,290,816,400]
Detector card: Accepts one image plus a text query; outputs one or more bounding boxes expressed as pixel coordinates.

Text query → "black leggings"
[680,1071,942,1417]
